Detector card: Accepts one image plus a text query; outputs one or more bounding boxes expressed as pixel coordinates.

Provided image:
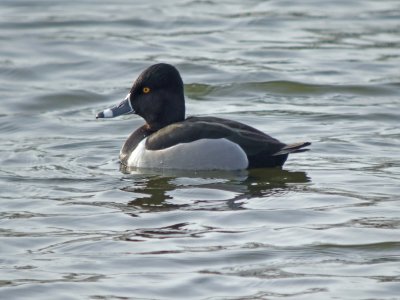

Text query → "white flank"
[127,138,248,170]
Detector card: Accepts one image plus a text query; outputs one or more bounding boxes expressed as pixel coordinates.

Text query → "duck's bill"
[96,93,134,119]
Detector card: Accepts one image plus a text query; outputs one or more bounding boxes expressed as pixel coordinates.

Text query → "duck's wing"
[145,116,286,156]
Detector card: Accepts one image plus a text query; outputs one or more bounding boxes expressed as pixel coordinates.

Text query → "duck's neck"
[147,94,185,131]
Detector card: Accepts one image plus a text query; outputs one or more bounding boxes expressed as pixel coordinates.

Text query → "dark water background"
[1,1,400,299]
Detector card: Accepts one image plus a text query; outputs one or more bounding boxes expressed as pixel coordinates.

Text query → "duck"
[96,63,310,170]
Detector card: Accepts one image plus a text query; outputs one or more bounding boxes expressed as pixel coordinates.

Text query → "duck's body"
[96,63,310,170]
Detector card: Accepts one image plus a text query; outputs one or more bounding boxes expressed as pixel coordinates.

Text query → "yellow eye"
[143,87,151,94]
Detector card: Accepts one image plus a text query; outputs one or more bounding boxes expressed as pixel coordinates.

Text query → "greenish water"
[1,1,400,299]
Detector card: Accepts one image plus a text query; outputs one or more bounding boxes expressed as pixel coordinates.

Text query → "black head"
[130,63,185,130]
[96,63,185,131]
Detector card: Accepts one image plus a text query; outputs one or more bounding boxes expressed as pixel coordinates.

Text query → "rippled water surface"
[1,1,400,299]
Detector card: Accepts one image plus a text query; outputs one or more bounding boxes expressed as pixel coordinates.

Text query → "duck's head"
[96,63,185,131]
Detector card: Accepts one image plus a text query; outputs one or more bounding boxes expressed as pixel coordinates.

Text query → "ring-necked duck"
[96,63,310,170]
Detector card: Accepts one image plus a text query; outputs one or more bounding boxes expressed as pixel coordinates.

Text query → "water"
[1,0,400,299]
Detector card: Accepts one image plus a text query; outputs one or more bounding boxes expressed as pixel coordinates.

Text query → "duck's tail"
[273,142,311,156]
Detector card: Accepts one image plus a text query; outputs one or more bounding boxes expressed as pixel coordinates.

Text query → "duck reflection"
[120,164,310,212]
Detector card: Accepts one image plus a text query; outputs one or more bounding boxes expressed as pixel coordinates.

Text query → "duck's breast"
[127,138,248,170]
